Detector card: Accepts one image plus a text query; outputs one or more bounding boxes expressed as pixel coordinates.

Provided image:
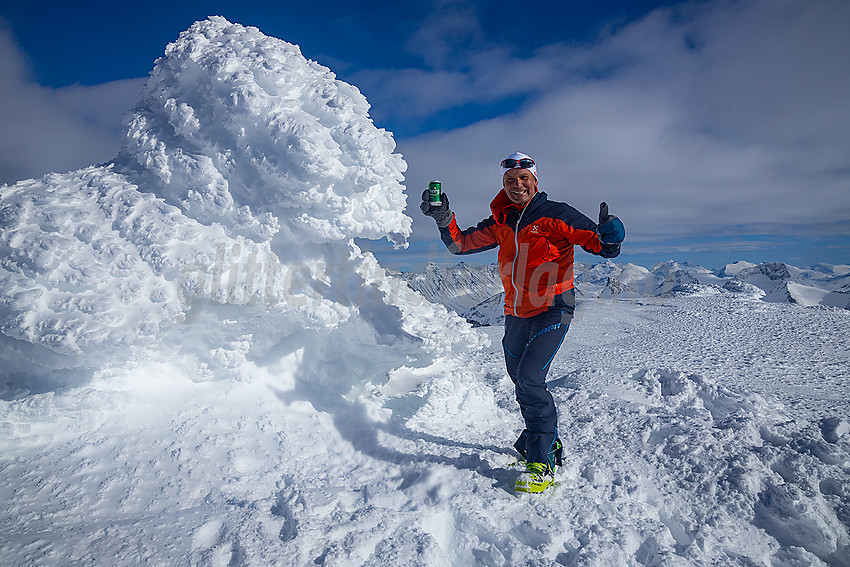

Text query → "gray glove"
[420,189,453,228]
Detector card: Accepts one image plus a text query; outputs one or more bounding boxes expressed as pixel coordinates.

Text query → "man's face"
[503,168,538,206]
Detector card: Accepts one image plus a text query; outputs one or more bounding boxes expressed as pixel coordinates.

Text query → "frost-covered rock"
[0,17,480,393]
[116,16,410,247]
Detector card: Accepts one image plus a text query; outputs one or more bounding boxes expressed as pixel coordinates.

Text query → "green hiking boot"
[514,462,554,493]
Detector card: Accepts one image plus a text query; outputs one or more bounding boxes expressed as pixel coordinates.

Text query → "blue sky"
[1,0,849,271]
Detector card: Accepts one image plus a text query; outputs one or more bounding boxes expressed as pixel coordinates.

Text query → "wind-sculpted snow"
[0,16,476,394]
[117,16,410,246]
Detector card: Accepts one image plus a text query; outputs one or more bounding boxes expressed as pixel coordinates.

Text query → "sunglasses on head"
[501,158,535,169]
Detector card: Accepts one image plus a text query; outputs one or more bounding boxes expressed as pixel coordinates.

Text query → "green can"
[428,180,442,206]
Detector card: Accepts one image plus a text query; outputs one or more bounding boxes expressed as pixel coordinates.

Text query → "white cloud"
[397,0,850,252]
[0,25,143,185]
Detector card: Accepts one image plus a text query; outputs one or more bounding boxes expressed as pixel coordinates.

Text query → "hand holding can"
[420,181,452,227]
[428,180,442,207]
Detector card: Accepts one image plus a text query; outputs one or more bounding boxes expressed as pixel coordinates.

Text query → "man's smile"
[503,168,538,206]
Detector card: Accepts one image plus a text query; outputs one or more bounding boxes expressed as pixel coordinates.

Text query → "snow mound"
[0,17,480,396]
[116,16,410,246]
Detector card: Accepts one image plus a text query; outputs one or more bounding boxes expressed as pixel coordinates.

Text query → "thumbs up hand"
[596,202,625,244]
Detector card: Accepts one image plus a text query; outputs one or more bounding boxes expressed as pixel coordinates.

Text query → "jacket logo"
[530,224,540,234]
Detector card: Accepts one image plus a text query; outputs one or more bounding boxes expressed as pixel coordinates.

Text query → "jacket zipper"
[511,201,530,316]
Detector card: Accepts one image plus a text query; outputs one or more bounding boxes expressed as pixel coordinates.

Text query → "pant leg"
[503,307,571,467]
[502,314,529,386]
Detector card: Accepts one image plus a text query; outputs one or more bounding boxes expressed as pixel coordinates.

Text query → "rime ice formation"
[0,16,476,386]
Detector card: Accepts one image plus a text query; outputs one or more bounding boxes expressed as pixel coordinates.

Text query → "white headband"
[500,151,537,180]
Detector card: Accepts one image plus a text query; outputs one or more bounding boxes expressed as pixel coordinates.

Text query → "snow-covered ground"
[1,293,848,566]
[1,16,849,567]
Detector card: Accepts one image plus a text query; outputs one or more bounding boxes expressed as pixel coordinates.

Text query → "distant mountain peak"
[403,259,850,326]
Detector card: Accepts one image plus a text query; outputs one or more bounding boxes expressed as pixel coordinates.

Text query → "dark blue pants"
[502,292,574,468]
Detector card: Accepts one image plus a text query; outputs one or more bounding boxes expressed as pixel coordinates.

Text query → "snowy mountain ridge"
[403,259,850,327]
[396,261,503,314]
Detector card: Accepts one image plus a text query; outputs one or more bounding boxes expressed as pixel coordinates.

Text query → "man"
[420,152,625,493]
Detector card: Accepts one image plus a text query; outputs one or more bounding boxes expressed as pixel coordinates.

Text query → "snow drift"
[0,16,480,396]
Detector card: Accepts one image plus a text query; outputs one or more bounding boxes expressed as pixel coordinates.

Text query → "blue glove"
[597,202,625,244]
[420,189,454,228]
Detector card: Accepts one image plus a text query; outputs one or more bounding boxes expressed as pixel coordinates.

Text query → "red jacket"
[439,189,617,318]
